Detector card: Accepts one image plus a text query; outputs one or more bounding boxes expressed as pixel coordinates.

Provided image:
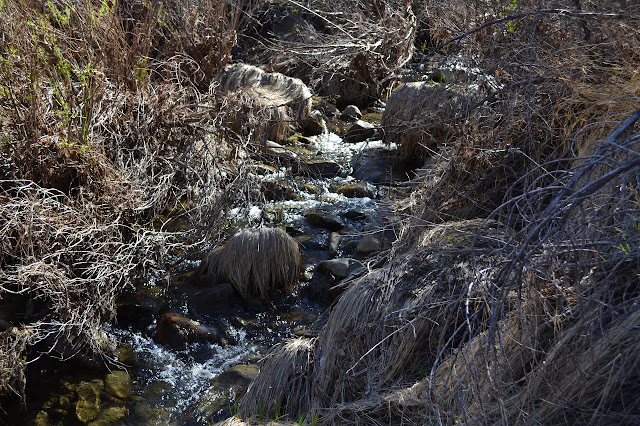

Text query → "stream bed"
[10,109,417,425]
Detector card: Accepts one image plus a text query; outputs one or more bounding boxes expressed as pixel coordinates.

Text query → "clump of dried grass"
[196,228,301,299]
[240,338,313,420]
[215,63,313,143]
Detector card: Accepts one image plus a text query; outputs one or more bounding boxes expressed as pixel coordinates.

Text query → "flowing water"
[8,112,417,425]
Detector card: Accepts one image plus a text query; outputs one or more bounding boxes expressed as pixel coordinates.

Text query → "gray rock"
[315,258,363,279]
[356,235,383,253]
[320,103,340,119]
[328,232,341,257]
[345,120,377,142]
[305,212,345,231]
[299,110,325,136]
[76,381,102,423]
[340,105,362,121]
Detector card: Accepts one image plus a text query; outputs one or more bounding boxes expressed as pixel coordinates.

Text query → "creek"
[9,108,417,425]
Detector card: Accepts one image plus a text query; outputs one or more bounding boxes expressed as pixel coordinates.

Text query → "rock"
[293,158,343,178]
[104,371,131,400]
[340,105,362,121]
[210,364,260,388]
[344,120,377,142]
[154,312,225,350]
[319,103,340,119]
[356,235,383,253]
[305,212,345,231]
[295,235,326,251]
[262,140,298,161]
[328,232,341,258]
[315,258,363,279]
[342,239,360,254]
[76,381,102,423]
[341,209,368,221]
[189,283,235,314]
[261,180,300,202]
[332,182,376,198]
[299,109,325,136]
[88,407,128,426]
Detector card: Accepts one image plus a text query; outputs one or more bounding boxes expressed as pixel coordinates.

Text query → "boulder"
[328,232,341,258]
[154,312,225,350]
[344,120,377,142]
[292,158,343,178]
[305,212,345,231]
[340,105,362,121]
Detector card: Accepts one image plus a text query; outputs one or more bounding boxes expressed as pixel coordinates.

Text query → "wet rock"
[315,258,363,279]
[340,105,362,121]
[319,103,340,119]
[299,109,325,136]
[344,120,377,142]
[210,364,260,388]
[155,312,225,350]
[341,209,368,221]
[76,381,102,423]
[356,235,383,253]
[262,140,298,161]
[328,232,341,258]
[189,283,235,314]
[293,158,343,178]
[299,182,323,195]
[305,212,344,231]
[295,235,326,251]
[342,239,360,254]
[261,180,300,201]
[88,407,128,426]
[332,181,376,198]
[104,371,131,400]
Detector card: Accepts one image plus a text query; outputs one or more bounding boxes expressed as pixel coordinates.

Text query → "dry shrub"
[240,338,313,420]
[196,228,301,299]
[242,0,416,106]
[215,63,313,143]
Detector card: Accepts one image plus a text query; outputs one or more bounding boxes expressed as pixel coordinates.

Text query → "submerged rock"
[75,381,102,423]
[104,371,131,400]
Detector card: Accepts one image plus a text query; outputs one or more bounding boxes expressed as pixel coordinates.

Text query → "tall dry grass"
[0,0,254,401]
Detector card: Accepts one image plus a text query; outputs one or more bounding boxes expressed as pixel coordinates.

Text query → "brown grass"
[215,63,313,143]
[196,228,301,299]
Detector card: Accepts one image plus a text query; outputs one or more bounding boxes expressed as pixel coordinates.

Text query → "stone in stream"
[344,120,377,142]
[197,365,260,420]
[104,371,131,400]
[356,235,383,253]
[299,109,325,136]
[261,180,300,201]
[292,158,343,178]
[315,258,363,279]
[341,209,368,221]
[340,105,362,121]
[319,102,340,119]
[75,380,103,423]
[305,211,345,231]
[328,232,341,257]
[154,312,225,350]
[332,181,376,198]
